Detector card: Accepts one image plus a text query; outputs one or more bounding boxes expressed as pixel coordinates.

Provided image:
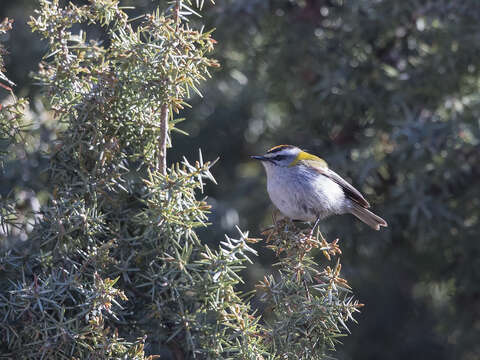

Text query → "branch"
[174,0,182,29]
[158,103,169,174]
[157,0,182,175]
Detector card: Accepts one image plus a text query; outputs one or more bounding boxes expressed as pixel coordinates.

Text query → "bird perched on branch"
[252,145,387,231]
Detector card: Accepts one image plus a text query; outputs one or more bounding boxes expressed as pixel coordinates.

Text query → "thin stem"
[157,0,182,175]
[174,0,182,30]
[158,103,169,174]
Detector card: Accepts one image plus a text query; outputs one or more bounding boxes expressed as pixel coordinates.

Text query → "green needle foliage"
[258,220,361,359]
[0,1,359,359]
[0,17,24,169]
[0,17,31,247]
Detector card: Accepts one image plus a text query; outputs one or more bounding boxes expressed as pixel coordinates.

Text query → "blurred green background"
[1,1,479,359]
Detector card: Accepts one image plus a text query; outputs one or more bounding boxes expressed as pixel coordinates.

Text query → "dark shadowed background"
[1,1,479,359]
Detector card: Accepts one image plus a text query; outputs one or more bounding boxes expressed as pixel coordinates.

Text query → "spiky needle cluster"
[258,218,363,359]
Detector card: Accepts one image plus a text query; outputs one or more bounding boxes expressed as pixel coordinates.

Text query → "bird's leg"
[308,216,321,239]
[291,219,304,230]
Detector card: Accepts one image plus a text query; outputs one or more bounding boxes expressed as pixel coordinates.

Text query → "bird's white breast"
[264,163,346,221]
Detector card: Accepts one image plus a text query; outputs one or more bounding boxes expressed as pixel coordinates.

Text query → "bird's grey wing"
[316,167,370,208]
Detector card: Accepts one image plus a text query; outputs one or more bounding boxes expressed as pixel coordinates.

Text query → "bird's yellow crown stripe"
[267,144,291,153]
[289,151,328,168]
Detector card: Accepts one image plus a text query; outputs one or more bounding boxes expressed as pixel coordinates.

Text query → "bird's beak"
[251,155,267,161]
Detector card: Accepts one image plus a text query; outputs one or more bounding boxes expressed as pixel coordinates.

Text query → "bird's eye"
[272,155,286,161]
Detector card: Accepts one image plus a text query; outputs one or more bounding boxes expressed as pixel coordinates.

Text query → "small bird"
[252,145,387,230]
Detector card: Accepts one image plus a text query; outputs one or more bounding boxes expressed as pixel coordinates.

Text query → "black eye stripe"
[271,155,286,161]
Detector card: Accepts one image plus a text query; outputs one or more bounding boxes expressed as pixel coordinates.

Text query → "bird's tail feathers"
[349,203,388,231]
